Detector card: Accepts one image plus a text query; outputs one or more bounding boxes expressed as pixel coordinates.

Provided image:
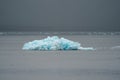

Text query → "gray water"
[0,34,120,80]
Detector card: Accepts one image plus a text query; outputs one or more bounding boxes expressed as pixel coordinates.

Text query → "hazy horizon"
[0,0,120,32]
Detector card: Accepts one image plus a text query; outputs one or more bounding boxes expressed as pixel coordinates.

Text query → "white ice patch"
[22,36,94,51]
[111,46,120,50]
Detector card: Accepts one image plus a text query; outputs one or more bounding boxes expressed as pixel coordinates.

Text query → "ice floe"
[22,36,94,51]
[111,46,120,50]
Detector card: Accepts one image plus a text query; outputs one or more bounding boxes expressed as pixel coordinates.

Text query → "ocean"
[0,32,120,80]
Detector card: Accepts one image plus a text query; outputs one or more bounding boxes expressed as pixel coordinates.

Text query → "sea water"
[0,32,120,80]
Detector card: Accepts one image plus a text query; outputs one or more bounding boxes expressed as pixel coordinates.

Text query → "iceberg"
[22,36,94,51]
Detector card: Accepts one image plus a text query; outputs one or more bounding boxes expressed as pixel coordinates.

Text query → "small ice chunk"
[78,47,95,50]
[111,46,120,49]
[22,36,94,51]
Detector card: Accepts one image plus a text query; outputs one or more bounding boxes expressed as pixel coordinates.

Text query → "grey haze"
[0,0,120,32]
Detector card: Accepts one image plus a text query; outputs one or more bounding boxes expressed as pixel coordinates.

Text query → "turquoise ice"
[22,36,94,50]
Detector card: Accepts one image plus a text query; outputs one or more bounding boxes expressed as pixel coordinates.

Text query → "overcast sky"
[0,0,120,32]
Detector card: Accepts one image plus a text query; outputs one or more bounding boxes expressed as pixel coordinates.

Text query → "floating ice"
[111,46,120,50]
[22,36,94,51]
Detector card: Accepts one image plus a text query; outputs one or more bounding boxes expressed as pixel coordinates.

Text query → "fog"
[0,0,120,31]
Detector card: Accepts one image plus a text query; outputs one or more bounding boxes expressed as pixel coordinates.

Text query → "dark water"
[0,33,120,80]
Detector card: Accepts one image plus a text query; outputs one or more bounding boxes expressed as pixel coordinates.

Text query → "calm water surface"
[0,33,120,80]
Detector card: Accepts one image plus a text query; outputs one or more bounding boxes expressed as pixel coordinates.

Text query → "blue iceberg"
[22,36,94,50]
